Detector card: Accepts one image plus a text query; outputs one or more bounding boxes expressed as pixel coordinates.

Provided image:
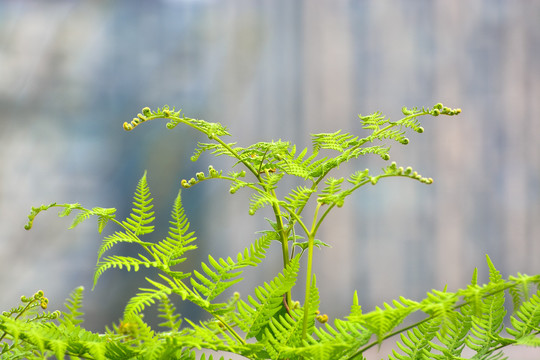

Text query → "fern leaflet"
[122,171,155,236]
[157,295,182,332]
[59,286,84,327]
[507,290,540,339]
[151,189,197,271]
[234,256,300,340]
[388,317,442,360]
[191,234,271,301]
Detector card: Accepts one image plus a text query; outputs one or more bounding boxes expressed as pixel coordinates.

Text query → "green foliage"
[7,103,540,359]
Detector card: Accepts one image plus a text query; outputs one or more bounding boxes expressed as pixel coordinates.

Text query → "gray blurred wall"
[1,0,539,332]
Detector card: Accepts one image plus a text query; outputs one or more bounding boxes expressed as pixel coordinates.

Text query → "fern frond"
[514,334,540,347]
[368,127,410,145]
[191,142,239,162]
[351,297,420,344]
[508,273,540,310]
[275,145,326,179]
[348,291,363,321]
[191,234,271,301]
[305,275,321,338]
[359,111,388,131]
[24,202,61,230]
[124,277,175,319]
[229,176,254,195]
[68,206,117,234]
[198,354,226,360]
[157,295,182,331]
[179,318,243,354]
[56,202,80,218]
[284,186,316,212]
[249,191,278,215]
[234,256,300,340]
[263,309,304,360]
[457,268,484,318]
[429,303,474,359]
[59,286,84,327]
[25,202,117,236]
[0,316,136,360]
[166,115,231,138]
[234,140,290,174]
[151,190,197,270]
[124,106,232,139]
[379,162,434,185]
[122,171,155,236]
[465,256,507,356]
[388,317,442,360]
[307,149,364,179]
[93,255,159,289]
[295,319,370,360]
[97,231,149,263]
[318,177,345,207]
[312,130,359,153]
[419,289,459,336]
[260,172,285,192]
[507,290,540,339]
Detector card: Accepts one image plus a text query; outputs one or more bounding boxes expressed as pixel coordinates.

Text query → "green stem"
[212,314,247,346]
[271,200,292,306]
[301,202,322,340]
[209,132,261,180]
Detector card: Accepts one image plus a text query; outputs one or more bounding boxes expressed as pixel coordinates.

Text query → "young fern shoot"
[11,103,540,360]
[123,103,461,340]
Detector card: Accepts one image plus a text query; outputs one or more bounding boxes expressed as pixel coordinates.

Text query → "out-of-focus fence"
[1,0,539,331]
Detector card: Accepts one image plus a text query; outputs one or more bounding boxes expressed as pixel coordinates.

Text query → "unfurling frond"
[166,116,231,138]
[24,203,117,235]
[123,106,231,139]
[359,103,461,147]
[372,162,434,185]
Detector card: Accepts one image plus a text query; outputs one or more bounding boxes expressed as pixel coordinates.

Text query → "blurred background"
[1,0,539,355]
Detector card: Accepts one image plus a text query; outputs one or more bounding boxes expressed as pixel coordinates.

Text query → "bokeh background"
[1,0,540,357]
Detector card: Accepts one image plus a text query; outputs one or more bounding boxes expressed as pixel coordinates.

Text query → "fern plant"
[3,103,540,359]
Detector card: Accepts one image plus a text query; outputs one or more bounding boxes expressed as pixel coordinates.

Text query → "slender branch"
[301,202,323,340]
[212,314,247,346]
